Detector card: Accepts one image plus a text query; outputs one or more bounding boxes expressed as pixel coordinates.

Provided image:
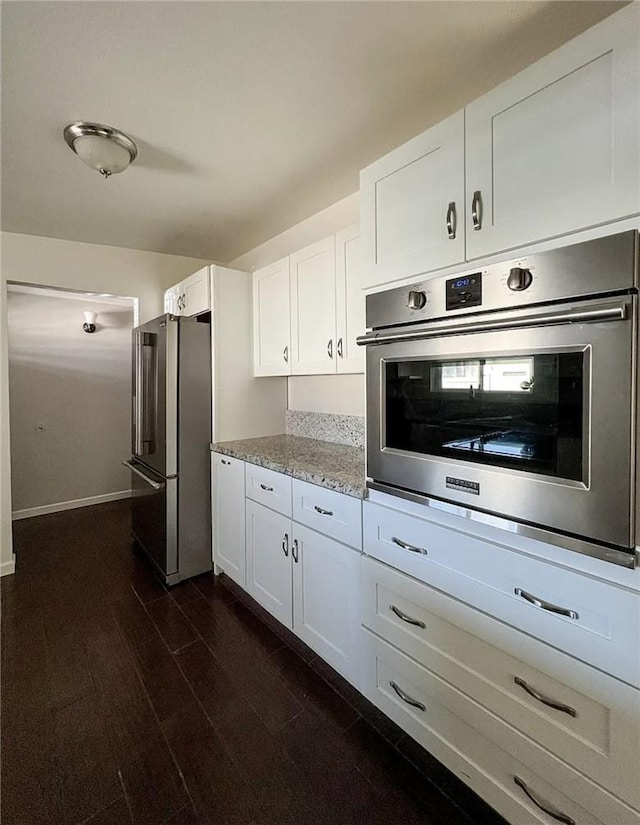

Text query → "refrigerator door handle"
[123,460,165,491]
[133,332,145,456]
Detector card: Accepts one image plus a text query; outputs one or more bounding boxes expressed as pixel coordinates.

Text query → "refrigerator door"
[126,458,178,579]
[132,314,178,477]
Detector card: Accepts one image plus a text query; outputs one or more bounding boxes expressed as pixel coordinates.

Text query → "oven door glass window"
[384,352,584,481]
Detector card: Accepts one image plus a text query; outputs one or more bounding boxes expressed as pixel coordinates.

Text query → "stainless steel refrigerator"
[124,313,211,584]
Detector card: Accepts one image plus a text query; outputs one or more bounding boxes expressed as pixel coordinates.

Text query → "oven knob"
[408,290,427,310]
[507,267,533,291]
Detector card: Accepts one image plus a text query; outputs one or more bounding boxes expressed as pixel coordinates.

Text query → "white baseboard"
[11,490,132,521]
[0,553,16,577]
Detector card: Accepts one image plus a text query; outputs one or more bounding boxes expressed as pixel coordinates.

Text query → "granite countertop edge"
[211,435,367,499]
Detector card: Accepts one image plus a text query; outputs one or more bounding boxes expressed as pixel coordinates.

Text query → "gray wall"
[8,290,134,513]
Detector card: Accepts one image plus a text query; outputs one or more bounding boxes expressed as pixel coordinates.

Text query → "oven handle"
[356,303,627,347]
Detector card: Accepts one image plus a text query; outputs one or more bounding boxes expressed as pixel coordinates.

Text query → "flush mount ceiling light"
[63,122,138,178]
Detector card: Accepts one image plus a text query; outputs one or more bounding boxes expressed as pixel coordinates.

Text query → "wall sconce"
[64,122,138,179]
[83,311,98,334]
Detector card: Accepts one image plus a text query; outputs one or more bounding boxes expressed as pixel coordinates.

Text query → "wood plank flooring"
[1,500,507,825]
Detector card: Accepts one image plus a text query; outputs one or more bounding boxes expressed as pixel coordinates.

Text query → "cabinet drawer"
[362,631,638,825]
[245,464,292,517]
[361,556,640,808]
[293,479,362,549]
[364,502,640,687]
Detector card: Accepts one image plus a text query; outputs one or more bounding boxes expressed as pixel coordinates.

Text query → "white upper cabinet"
[335,225,365,374]
[164,266,211,317]
[360,110,465,289]
[290,236,337,374]
[252,256,291,376]
[465,3,640,260]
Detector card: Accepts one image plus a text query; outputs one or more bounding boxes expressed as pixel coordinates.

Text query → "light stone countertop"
[211,434,366,498]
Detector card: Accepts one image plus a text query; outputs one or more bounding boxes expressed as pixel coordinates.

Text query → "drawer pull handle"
[514,677,577,718]
[292,538,299,564]
[260,483,274,492]
[392,536,427,555]
[389,680,426,712]
[390,604,426,629]
[221,459,231,465]
[513,776,575,825]
[514,588,578,620]
[471,190,482,231]
[282,533,289,557]
[446,201,456,239]
[314,505,333,516]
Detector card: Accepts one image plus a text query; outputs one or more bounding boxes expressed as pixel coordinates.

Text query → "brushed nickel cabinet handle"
[314,505,333,516]
[390,604,426,629]
[282,533,289,557]
[292,538,299,563]
[514,677,577,717]
[513,776,575,824]
[337,337,344,358]
[327,339,333,359]
[389,681,426,712]
[283,345,289,363]
[514,588,579,620]
[471,190,482,230]
[446,201,456,239]
[260,483,274,492]
[221,459,231,465]
[391,536,427,555]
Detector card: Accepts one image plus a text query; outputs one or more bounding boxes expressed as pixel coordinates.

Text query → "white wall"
[0,232,209,572]
[230,191,365,417]
[8,290,134,514]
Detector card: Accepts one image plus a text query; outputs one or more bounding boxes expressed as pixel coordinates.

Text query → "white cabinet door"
[182,266,211,316]
[465,4,640,260]
[335,225,364,374]
[360,110,465,289]
[164,285,180,315]
[212,454,246,587]
[245,499,293,628]
[290,236,337,375]
[253,257,291,376]
[292,523,360,684]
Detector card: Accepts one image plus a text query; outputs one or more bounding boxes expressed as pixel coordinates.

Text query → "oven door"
[364,294,636,554]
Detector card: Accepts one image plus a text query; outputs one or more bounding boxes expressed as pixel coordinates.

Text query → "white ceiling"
[1,1,626,263]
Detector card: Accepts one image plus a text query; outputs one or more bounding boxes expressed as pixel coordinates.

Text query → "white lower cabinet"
[293,523,360,684]
[212,454,246,587]
[245,499,293,628]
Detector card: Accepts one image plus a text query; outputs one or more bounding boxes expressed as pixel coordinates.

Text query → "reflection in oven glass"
[385,352,584,481]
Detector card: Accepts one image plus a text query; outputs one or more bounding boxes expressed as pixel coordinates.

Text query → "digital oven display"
[446,272,482,310]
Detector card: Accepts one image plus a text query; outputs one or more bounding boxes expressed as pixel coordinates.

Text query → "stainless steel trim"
[260,483,274,492]
[337,337,344,358]
[514,588,579,620]
[514,677,577,717]
[471,190,482,230]
[282,533,289,557]
[292,538,299,563]
[165,317,179,477]
[283,345,289,363]
[391,536,428,555]
[327,339,333,359]
[513,776,575,825]
[133,332,144,455]
[314,505,333,516]
[367,481,637,568]
[389,680,426,712]
[356,303,628,347]
[123,460,165,490]
[446,201,456,239]
[390,604,426,629]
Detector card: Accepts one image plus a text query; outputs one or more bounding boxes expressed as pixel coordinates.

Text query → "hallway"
[1,501,505,825]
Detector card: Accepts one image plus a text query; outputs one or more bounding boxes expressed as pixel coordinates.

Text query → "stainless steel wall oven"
[358,232,639,567]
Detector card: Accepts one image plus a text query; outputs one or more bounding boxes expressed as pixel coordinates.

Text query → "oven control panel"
[446,273,482,310]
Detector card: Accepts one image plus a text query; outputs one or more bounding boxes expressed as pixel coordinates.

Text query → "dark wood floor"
[2,500,507,825]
